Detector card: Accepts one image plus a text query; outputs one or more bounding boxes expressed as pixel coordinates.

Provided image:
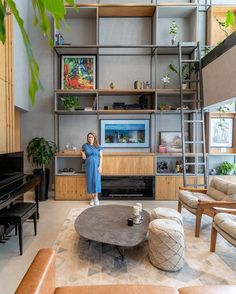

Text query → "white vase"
[182,83,188,90]
[171,35,177,46]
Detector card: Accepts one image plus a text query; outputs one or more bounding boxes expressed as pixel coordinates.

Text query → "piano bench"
[0,202,37,255]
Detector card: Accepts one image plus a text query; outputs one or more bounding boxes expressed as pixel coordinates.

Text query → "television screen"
[100,119,150,148]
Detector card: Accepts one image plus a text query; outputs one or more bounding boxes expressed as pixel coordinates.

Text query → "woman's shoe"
[94,198,100,206]
[89,199,95,206]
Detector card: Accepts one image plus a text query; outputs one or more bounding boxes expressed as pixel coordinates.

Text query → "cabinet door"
[155,176,176,200]
[55,176,90,200]
[103,156,154,175]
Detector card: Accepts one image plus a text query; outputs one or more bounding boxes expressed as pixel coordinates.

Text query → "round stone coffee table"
[75,205,150,254]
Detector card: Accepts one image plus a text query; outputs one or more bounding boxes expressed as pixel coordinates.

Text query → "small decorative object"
[100,119,150,148]
[133,205,140,216]
[216,161,236,175]
[169,20,178,46]
[65,144,69,150]
[157,160,170,173]
[134,80,141,89]
[209,168,217,175]
[127,218,133,226]
[72,146,77,152]
[161,73,170,88]
[104,106,108,110]
[55,33,64,45]
[210,118,233,147]
[159,103,172,111]
[109,82,115,89]
[175,160,180,173]
[61,55,96,89]
[158,145,167,153]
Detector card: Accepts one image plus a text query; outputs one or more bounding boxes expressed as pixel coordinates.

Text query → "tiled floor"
[0,195,177,294]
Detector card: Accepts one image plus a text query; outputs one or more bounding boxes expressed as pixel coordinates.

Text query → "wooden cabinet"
[55,175,90,200]
[155,176,203,200]
[103,155,154,175]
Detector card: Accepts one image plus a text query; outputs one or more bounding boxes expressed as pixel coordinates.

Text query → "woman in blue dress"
[81,132,103,206]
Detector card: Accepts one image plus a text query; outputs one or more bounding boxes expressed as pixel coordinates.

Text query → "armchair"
[178,177,236,237]
[210,208,236,252]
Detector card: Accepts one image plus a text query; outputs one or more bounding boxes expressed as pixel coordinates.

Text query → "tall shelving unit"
[53,1,215,201]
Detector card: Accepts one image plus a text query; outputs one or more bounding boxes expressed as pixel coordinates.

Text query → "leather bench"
[0,202,37,255]
[15,248,236,294]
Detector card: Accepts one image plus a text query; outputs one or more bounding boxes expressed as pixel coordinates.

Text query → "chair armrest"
[211,207,236,215]
[179,186,208,194]
[198,200,236,209]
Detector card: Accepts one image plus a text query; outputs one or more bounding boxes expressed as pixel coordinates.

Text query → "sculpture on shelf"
[169,20,179,46]
[109,82,115,89]
[161,73,170,88]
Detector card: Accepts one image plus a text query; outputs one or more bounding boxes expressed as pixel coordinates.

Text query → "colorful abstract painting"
[61,56,95,89]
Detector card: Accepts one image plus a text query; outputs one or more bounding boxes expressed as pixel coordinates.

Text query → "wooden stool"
[0,202,37,255]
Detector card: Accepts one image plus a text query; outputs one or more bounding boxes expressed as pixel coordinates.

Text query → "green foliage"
[215,10,235,38]
[216,161,236,175]
[168,63,196,80]
[0,0,76,105]
[169,20,178,35]
[27,137,57,170]
[60,96,80,110]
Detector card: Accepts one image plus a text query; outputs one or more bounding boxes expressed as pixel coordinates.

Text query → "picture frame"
[160,131,189,153]
[100,119,150,148]
[210,118,234,148]
[61,55,96,90]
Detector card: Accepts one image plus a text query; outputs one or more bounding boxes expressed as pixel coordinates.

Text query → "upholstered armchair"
[210,208,236,252]
[178,177,236,237]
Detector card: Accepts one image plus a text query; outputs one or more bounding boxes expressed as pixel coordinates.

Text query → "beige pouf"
[150,207,183,226]
[148,219,184,272]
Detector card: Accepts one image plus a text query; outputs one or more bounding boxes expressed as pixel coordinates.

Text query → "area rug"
[53,207,236,287]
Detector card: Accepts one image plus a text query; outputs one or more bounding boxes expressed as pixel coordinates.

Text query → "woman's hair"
[87,132,99,147]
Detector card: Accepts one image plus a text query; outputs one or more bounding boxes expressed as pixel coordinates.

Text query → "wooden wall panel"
[0,14,14,152]
[14,109,21,151]
[102,155,154,175]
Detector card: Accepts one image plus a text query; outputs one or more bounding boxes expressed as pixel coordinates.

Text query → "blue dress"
[82,143,103,194]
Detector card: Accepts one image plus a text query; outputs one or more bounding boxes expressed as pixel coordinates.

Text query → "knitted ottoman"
[148,219,184,271]
[150,207,183,226]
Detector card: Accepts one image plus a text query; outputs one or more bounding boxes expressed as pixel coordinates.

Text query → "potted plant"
[161,73,171,88]
[169,20,179,45]
[216,161,236,175]
[27,137,57,201]
[60,96,80,111]
[215,10,235,44]
[168,63,196,89]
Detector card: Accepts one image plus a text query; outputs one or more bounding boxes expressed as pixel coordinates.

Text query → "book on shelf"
[84,107,93,111]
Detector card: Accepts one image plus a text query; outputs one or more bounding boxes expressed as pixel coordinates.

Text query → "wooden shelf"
[54,45,99,55]
[98,5,156,17]
[103,152,155,156]
[98,110,155,114]
[55,110,97,115]
[156,88,196,95]
[156,153,206,157]
[156,44,198,55]
[56,152,82,157]
[55,89,97,95]
[99,89,155,95]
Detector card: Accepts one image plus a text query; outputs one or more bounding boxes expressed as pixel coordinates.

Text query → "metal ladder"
[178,42,208,188]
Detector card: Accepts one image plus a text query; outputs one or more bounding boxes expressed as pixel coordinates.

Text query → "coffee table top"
[74,205,150,247]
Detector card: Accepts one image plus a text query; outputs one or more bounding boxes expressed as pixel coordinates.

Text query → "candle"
[136,202,142,212]
[133,205,140,216]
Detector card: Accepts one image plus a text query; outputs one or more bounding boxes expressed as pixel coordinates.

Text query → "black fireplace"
[101,176,155,200]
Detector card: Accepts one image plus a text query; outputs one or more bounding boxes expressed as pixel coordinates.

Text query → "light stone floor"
[0,195,176,294]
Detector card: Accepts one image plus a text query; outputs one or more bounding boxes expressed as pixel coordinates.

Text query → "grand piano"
[0,151,41,217]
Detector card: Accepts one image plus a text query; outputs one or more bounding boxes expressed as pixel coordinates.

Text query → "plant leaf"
[6,0,40,105]
[225,10,235,28]
[0,1,6,43]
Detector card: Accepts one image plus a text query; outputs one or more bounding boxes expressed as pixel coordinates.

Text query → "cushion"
[150,207,183,226]
[214,212,236,240]
[207,178,236,201]
[179,190,214,209]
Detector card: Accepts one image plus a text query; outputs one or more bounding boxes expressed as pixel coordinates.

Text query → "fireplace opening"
[100,176,155,200]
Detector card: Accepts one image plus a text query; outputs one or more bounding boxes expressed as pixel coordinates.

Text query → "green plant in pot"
[168,63,196,89]
[216,161,236,175]
[27,137,57,201]
[60,96,80,111]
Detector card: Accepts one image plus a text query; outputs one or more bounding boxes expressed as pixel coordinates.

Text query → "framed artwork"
[160,131,189,153]
[100,119,150,148]
[61,55,96,89]
[210,118,234,147]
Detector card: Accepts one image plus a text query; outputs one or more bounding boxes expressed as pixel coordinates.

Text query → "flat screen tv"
[100,119,150,148]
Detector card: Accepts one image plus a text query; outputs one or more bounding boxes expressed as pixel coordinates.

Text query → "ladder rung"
[185,141,204,144]
[184,120,203,123]
[182,79,200,83]
[181,59,200,63]
[186,163,206,166]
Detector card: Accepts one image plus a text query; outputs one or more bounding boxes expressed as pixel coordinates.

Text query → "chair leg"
[178,201,182,213]
[15,225,17,236]
[195,208,203,238]
[18,223,23,256]
[210,225,217,252]
[33,212,37,236]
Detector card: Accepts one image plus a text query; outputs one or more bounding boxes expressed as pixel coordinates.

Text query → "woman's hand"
[98,166,102,174]
[80,150,86,160]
